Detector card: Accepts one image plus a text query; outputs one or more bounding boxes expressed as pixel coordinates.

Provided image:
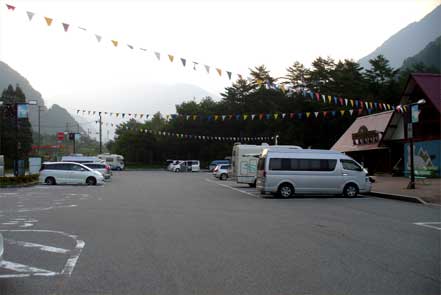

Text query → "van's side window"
[269,158,337,171]
[341,160,362,171]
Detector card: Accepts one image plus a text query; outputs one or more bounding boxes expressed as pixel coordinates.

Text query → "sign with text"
[56,132,65,141]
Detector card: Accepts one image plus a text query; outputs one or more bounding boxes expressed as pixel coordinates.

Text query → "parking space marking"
[0,230,85,278]
[205,178,260,198]
[5,239,70,254]
[413,222,441,231]
[0,260,56,276]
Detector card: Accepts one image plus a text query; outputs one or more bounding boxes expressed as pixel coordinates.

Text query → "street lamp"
[406,98,426,189]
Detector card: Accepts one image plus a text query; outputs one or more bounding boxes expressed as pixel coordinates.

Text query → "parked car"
[167,160,182,171]
[213,164,231,180]
[256,148,371,198]
[171,160,200,172]
[0,233,3,261]
[97,154,125,170]
[39,162,104,185]
[83,162,112,179]
[209,160,230,171]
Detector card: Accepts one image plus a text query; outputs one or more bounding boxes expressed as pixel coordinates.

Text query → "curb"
[368,191,426,204]
[0,181,39,189]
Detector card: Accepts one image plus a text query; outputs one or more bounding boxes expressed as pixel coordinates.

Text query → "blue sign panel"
[17,103,29,119]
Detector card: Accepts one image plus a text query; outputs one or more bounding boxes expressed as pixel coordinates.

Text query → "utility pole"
[99,112,102,154]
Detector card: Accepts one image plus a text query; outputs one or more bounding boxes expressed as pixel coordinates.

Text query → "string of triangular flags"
[3,3,241,81]
[258,83,399,112]
[78,105,407,122]
[101,122,273,142]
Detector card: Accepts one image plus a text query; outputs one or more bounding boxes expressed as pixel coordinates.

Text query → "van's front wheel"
[278,183,294,198]
[343,183,358,198]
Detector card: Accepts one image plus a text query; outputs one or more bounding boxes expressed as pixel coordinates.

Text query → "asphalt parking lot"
[0,171,440,295]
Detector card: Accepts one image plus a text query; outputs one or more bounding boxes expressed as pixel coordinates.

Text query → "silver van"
[256,148,371,198]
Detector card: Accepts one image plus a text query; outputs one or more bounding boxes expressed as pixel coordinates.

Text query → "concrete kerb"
[368,191,426,204]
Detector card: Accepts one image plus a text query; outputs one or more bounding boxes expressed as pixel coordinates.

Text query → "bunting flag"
[154,52,160,60]
[180,58,186,67]
[204,65,210,73]
[44,17,53,26]
[26,11,34,21]
[6,4,15,10]
[216,68,222,77]
[226,71,232,80]
[111,40,118,47]
[127,44,134,49]
[95,34,102,42]
[168,54,174,63]
[62,23,70,32]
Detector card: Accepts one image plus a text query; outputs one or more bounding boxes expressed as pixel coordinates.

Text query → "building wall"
[404,139,441,177]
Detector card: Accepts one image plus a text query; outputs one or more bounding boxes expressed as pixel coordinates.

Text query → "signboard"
[411,104,420,123]
[29,157,42,175]
[75,133,81,141]
[407,123,413,139]
[17,103,29,119]
[57,132,65,141]
[352,126,381,145]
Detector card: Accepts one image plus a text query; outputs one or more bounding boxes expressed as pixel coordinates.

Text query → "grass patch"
[0,174,39,186]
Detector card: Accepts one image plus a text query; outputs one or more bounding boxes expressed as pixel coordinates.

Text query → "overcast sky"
[0,0,439,116]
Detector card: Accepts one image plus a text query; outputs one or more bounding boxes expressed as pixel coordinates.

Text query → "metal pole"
[275,135,279,145]
[99,112,102,153]
[73,134,76,154]
[38,106,41,154]
[15,103,18,176]
[407,137,415,189]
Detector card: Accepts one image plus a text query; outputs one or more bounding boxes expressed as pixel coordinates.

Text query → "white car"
[83,162,112,180]
[213,164,231,180]
[0,233,3,261]
[39,162,104,185]
[171,160,200,172]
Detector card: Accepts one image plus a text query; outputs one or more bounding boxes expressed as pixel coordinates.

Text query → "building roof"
[332,111,394,153]
[402,73,441,113]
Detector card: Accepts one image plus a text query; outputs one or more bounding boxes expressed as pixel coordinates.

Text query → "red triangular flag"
[6,4,15,11]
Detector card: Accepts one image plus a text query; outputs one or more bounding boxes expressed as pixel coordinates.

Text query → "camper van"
[61,155,100,164]
[98,154,125,170]
[256,148,371,198]
[231,144,301,187]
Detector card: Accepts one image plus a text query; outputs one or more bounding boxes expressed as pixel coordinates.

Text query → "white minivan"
[256,148,371,198]
[39,162,104,185]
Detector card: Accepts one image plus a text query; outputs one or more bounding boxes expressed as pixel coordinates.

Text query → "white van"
[256,148,371,198]
[98,154,125,170]
[232,144,301,187]
[171,160,200,172]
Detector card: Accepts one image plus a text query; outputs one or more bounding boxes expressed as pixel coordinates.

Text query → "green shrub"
[0,174,39,186]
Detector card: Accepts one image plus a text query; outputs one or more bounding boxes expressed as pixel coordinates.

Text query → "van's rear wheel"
[343,183,358,198]
[278,183,294,198]
[248,180,256,188]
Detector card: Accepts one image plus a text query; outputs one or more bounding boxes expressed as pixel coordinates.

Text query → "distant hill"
[0,60,84,135]
[401,36,441,71]
[359,5,441,69]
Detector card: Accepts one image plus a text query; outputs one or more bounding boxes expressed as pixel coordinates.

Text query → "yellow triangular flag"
[44,17,53,26]
[214,115,219,121]
[243,114,248,120]
[350,99,354,107]
[111,40,118,47]
[216,68,222,77]
[327,95,332,103]
[192,115,197,120]
[274,113,279,119]
[168,54,174,62]
[369,102,373,109]
[306,112,311,118]
[340,110,345,116]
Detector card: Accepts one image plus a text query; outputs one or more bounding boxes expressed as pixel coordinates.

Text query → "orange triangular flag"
[340,110,345,116]
[216,68,222,77]
[111,40,118,47]
[44,17,53,26]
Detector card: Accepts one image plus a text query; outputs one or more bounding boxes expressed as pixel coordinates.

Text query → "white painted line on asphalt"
[19,223,34,228]
[16,204,77,213]
[5,239,70,254]
[0,229,85,278]
[0,260,56,275]
[413,222,441,231]
[205,178,260,198]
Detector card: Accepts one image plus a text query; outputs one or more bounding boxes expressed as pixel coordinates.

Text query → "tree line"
[108,54,440,166]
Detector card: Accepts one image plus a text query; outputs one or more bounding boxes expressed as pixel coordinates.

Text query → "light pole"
[406,99,426,189]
